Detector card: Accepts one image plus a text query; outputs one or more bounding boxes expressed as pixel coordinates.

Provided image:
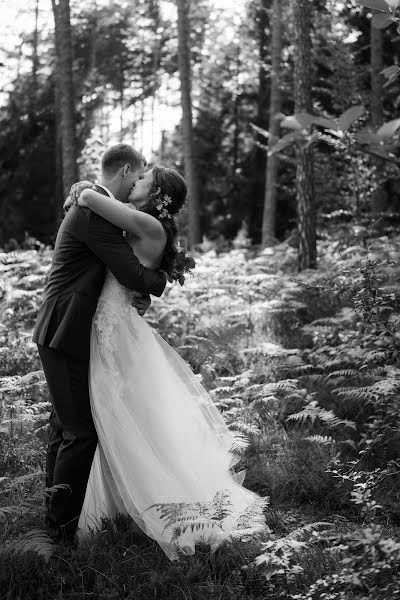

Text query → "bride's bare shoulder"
[125,205,167,242]
[126,232,166,270]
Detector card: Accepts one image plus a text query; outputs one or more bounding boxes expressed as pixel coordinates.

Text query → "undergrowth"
[1,229,399,599]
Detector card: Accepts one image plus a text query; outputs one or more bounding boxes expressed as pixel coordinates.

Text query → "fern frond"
[285,521,332,542]
[2,470,44,491]
[0,376,20,393]
[0,505,25,520]
[333,386,378,401]
[338,438,358,450]
[0,371,45,393]
[287,401,334,425]
[359,367,390,382]
[235,496,270,531]
[304,435,335,445]
[228,432,251,453]
[144,489,234,535]
[333,418,357,430]
[371,378,400,394]
[170,519,224,543]
[214,398,242,412]
[0,492,47,518]
[253,520,332,568]
[287,401,356,430]
[229,421,261,436]
[263,379,299,393]
[361,350,389,365]
[211,385,235,395]
[326,370,361,379]
[0,529,54,562]
[253,539,307,567]
[283,363,315,375]
[318,356,361,371]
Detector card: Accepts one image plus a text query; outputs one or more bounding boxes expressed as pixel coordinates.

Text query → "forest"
[1,0,400,598]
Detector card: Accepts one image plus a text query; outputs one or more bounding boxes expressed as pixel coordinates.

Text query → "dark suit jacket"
[33,186,166,361]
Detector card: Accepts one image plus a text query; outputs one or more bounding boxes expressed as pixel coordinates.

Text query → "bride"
[71,165,269,561]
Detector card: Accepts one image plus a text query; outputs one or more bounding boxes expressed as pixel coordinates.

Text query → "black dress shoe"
[120,524,150,546]
[45,523,77,548]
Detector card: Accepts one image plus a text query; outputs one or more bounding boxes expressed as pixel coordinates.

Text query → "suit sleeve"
[86,210,166,297]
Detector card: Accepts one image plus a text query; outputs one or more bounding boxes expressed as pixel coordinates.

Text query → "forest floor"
[1,227,400,599]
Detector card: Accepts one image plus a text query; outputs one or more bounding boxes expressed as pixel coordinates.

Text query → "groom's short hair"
[101,144,146,174]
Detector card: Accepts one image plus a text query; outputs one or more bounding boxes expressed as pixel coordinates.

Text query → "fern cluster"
[0,233,400,597]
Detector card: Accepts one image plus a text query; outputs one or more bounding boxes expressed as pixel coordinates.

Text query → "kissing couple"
[33,143,268,561]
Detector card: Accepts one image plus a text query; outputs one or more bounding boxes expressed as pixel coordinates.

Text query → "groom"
[33,144,166,543]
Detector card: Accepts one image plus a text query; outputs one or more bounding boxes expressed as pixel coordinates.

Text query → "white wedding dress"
[77,253,269,561]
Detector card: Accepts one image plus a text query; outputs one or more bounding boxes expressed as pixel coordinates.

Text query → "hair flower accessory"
[156,193,173,219]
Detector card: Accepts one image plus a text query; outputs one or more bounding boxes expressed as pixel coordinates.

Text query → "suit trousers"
[38,344,98,536]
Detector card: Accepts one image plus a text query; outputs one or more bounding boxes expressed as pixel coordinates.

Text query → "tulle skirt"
[76,300,268,561]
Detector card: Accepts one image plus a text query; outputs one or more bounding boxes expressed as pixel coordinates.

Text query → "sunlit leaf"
[269,132,299,155]
[381,65,400,87]
[294,113,317,129]
[313,116,339,131]
[377,118,400,140]
[385,0,400,8]
[280,115,304,130]
[355,131,382,145]
[381,65,400,78]
[358,0,391,12]
[371,12,396,27]
[337,106,364,132]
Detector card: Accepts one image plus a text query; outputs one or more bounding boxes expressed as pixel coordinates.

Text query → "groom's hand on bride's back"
[133,270,170,314]
[131,292,152,316]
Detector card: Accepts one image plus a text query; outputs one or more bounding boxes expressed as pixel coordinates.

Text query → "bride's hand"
[69,181,96,206]
[63,195,74,213]
[76,189,91,207]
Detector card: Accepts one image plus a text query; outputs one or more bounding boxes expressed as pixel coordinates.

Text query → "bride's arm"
[79,188,164,239]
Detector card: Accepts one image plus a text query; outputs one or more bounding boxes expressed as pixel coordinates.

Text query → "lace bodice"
[92,271,139,376]
[98,270,134,309]
[92,236,160,375]
[98,233,160,309]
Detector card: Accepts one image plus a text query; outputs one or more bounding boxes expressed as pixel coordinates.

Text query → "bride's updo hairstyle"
[140,165,195,285]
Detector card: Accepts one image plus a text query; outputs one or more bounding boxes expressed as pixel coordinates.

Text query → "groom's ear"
[122,163,131,178]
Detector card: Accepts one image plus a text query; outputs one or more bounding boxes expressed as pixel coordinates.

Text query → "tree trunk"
[232,46,241,177]
[249,0,269,243]
[51,0,78,200]
[160,130,166,162]
[292,0,316,271]
[90,0,97,73]
[140,97,145,154]
[232,94,240,177]
[120,72,125,142]
[262,0,282,248]
[54,81,64,221]
[31,0,40,108]
[370,24,384,128]
[28,0,40,151]
[370,22,387,215]
[176,0,201,247]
